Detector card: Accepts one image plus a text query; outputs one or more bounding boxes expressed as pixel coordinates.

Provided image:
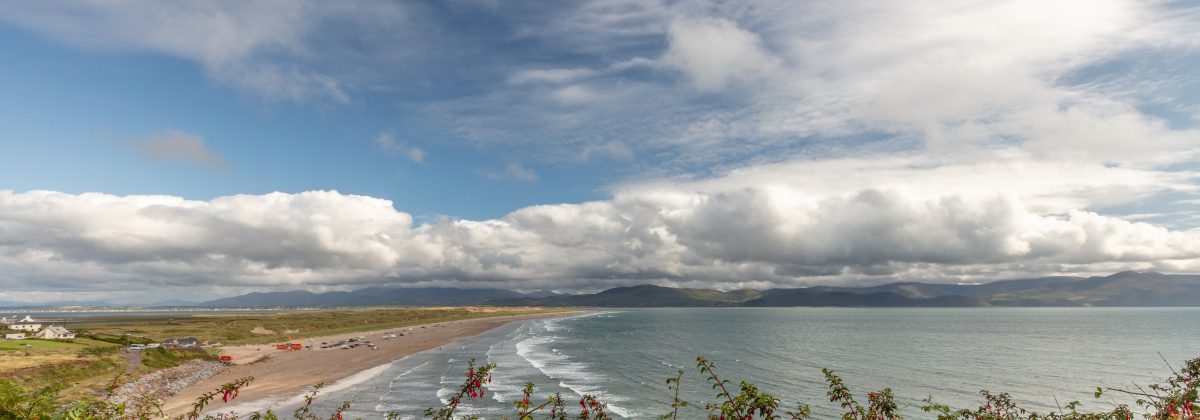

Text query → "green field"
[70,307,564,345]
[0,337,115,351]
[0,339,85,351]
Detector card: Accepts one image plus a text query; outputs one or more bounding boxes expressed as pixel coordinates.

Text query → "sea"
[216,308,1199,419]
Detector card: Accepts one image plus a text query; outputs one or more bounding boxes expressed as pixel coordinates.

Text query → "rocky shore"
[112,359,227,407]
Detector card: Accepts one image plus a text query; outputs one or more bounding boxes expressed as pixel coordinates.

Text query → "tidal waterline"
[247,308,1199,419]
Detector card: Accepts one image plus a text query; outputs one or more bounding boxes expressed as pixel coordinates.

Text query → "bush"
[141,348,214,369]
[2,355,1197,419]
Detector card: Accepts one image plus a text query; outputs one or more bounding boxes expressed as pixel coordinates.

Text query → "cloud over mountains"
[3,153,1199,302]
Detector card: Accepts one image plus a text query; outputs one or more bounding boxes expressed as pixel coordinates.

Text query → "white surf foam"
[514,320,636,418]
[204,360,396,416]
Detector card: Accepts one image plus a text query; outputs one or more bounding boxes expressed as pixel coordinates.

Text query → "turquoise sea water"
[237,308,1200,419]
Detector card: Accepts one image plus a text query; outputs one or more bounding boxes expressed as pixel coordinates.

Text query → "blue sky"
[1,0,1199,303]
[0,24,622,221]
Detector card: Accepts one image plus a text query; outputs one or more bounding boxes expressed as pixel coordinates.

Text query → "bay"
[243,308,1200,419]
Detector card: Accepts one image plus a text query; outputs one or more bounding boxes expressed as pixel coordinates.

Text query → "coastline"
[161,310,580,416]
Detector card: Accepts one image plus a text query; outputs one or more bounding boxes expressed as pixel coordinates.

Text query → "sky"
[1,0,1200,304]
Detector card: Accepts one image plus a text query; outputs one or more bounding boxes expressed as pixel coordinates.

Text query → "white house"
[162,337,199,348]
[35,326,74,340]
[4,333,24,340]
[0,317,10,325]
[10,322,41,332]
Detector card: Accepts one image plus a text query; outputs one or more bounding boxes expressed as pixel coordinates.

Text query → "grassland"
[69,307,561,345]
[0,307,563,402]
[0,338,87,351]
[0,337,124,400]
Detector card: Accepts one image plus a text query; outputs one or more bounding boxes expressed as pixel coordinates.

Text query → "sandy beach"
[160,311,575,416]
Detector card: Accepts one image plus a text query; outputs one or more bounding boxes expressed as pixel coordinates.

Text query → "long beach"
[161,311,576,416]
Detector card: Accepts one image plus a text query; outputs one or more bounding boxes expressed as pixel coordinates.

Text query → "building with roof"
[162,337,200,348]
[9,321,42,332]
[35,326,75,340]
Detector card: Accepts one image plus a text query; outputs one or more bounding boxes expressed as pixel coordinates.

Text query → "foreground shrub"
[0,356,1195,419]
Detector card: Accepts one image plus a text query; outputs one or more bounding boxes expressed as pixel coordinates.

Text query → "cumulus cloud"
[127,129,228,170]
[2,153,1200,302]
[375,132,426,163]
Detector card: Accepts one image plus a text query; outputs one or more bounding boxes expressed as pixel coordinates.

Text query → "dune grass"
[71,307,564,345]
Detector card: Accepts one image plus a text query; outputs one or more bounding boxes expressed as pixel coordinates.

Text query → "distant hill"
[490,285,762,307]
[196,271,1200,308]
[0,300,116,308]
[491,272,1200,308]
[143,299,201,307]
[787,271,1200,307]
[978,271,1200,306]
[201,287,529,307]
[743,290,981,307]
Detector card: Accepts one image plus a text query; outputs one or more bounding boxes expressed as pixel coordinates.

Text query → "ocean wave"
[515,334,636,418]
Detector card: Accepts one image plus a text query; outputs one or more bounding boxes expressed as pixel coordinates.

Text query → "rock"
[111,360,227,406]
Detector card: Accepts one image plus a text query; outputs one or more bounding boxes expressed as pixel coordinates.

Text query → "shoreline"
[161,311,579,416]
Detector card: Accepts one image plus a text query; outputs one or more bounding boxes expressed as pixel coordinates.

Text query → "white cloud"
[662,18,780,91]
[127,129,228,170]
[580,141,635,161]
[2,152,1200,302]
[0,0,406,103]
[428,0,1200,174]
[3,0,1200,302]
[6,0,1197,169]
[482,163,538,182]
[375,132,425,163]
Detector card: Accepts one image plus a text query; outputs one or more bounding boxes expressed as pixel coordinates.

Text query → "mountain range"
[200,287,535,307]
[188,271,1200,308]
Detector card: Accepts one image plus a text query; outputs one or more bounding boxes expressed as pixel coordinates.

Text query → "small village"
[1,314,212,351]
[0,315,76,341]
